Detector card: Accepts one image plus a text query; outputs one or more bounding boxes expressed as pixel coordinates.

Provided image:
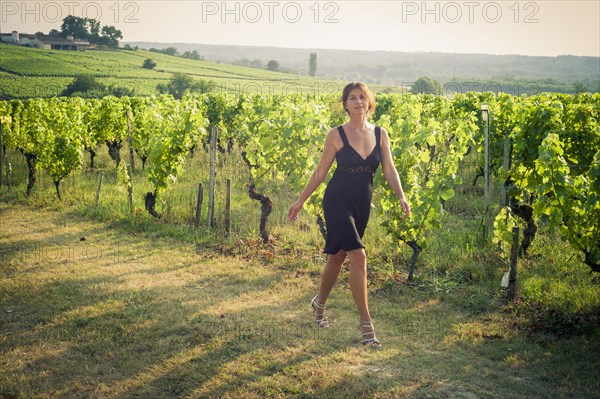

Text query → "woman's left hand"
[400,198,411,218]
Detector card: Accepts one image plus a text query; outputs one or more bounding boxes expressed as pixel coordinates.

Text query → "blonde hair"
[341,82,376,117]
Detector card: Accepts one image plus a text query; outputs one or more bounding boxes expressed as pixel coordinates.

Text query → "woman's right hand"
[287,200,303,222]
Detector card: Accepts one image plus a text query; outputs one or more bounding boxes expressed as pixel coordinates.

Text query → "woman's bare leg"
[313,250,345,323]
[347,248,379,345]
[346,248,371,323]
[317,250,346,303]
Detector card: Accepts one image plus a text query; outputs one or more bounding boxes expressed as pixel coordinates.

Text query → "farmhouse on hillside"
[0,31,96,51]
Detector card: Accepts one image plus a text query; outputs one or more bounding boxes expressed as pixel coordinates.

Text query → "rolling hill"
[2,42,598,100]
[0,44,387,99]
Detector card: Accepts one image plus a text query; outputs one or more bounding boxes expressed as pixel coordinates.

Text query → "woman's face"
[345,88,369,116]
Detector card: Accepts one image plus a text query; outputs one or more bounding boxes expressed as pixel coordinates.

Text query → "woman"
[287,82,411,347]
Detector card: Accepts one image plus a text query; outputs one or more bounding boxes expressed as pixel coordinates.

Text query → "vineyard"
[1,91,599,398]
[1,91,599,279]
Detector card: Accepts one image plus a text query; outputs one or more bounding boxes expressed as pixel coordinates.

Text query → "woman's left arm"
[380,127,411,218]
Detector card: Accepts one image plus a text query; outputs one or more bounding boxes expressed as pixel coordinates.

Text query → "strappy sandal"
[359,319,382,347]
[311,295,329,328]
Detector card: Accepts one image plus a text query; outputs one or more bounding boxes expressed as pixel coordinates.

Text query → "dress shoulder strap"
[375,126,381,149]
[337,125,349,146]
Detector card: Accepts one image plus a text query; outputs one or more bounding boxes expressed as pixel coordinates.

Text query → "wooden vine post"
[95,172,104,207]
[207,126,217,228]
[127,165,133,214]
[225,178,231,237]
[127,109,135,172]
[507,226,519,301]
[500,135,511,207]
[4,157,10,189]
[195,183,203,228]
[482,104,491,238]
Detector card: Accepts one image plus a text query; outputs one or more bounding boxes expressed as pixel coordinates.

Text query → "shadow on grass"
[2,203,600,399]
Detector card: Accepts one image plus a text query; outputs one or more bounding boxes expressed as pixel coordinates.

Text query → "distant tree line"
[60,72,216,100]
[149,47,204,61]
[45,15,122,48]
[232,58,296,73]
[406,75,600,96]
[232,59,266,68]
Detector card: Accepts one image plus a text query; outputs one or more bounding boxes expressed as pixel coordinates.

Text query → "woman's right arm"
[288,128,339,221]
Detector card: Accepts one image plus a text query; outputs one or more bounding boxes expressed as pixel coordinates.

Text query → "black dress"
[322,125,381,255]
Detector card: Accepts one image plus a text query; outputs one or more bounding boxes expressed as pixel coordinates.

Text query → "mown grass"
[1,143,599,398]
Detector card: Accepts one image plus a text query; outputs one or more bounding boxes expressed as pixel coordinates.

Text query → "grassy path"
[1,202,598,398]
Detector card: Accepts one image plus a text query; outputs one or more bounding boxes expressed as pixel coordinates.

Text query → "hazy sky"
[1,1,599,56]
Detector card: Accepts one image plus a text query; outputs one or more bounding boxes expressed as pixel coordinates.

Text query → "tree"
[194,79,216,93]
[60,15,88,39]
[162,47,179,56]
[267,60,279,71]
[99,25,123,48]
[156,73,215,99]
[62,75,134,98]
[88,19,100,38]
[143,58,157,69]
[101,85,134,98]
[411,76,443,95]
[158,73,194,99]
[308,52,317,77]
[62,75,102,96]
[182,50,202,60]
